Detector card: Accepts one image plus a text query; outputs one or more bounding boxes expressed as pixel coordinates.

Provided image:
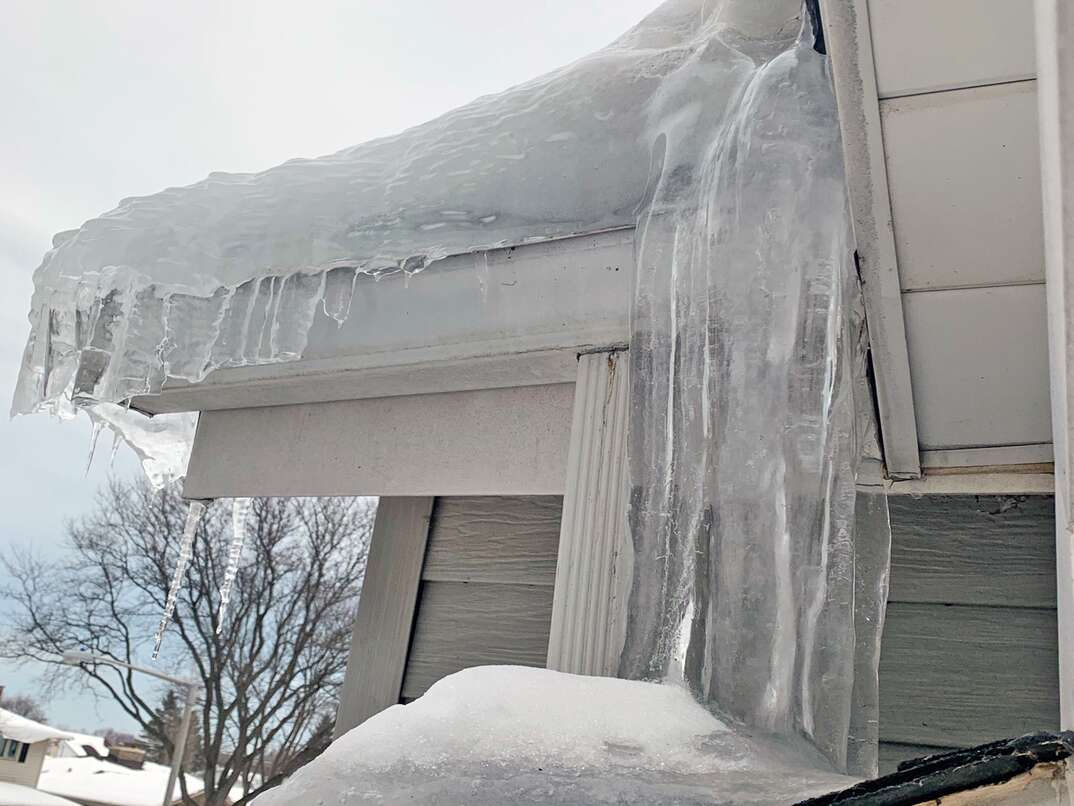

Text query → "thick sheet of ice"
[251,666,854,806]
[621,13,885,776]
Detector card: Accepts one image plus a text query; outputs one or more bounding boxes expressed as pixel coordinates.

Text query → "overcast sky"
[0,0,659,734]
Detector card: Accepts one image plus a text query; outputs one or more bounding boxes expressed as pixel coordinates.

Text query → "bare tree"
[1,479,375,805]
[0,693,48,722]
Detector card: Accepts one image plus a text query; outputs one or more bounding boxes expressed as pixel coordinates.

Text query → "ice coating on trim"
[11,0,888,778]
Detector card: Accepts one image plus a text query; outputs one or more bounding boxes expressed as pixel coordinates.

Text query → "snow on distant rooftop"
[0,782,80,806]
[39,757,204,806]
[251,666,855,806]
[0,708,72,745]
[54,731,109,758]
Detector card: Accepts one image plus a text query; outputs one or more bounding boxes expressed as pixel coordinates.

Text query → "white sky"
[0,0,659,734]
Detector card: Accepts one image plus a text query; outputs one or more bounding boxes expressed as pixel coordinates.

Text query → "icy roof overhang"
[15,0,801,420]
[13,0,812,483]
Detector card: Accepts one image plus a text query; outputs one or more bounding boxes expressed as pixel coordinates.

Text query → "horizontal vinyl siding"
[400,496,562,701]
[0,742,45,788]
[878,495,1059,773]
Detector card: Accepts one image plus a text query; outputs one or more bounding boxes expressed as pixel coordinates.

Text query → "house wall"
[336,494,563,733]
[0,741,46,788]
[401,496,562,700]
[342,489,1062,777]
[878,494,1059,773]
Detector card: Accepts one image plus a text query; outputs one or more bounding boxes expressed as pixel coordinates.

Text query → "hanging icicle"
[152,499,207,659]
[216,497,251,634]
[83,421,103,477]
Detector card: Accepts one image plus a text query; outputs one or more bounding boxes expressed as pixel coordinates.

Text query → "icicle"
[152,499,207,659]
[84,421,103,477]
[476,252,490,303]
[216,497,251,634]
[108,430,121,469]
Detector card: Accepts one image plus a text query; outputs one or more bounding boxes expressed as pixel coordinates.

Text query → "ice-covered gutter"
[13,0,799,481]
[12,0,889,786]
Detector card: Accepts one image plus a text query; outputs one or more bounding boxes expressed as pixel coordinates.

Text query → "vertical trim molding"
[335,496,434,737]
[819,0,922,479]
[547,350,631,676]
[1035,0,1074,728]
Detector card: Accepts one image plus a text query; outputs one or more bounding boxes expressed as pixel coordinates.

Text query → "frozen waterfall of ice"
[12,0,890,785]
[620,7,887,776]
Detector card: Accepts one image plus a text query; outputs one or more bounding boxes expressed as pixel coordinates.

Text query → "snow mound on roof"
[0,708,72,744]
[252,666,854,805]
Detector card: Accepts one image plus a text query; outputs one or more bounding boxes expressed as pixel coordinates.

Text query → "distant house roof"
[0,781,81,806]
[38,756,205,806]
[0,708,73,745]
[54,732,109,758]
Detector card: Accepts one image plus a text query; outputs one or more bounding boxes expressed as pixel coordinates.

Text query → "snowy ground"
[252,666,855,806]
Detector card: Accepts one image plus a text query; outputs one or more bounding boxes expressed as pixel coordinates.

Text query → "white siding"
[868,0,1036,98]
[0,741,46,789]
[882,81,1043,291]
[902,284,1051,449]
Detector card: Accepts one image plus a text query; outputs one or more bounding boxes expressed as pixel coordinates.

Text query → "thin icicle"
[216,497,251,634]
[108,430,121,469]
[152,500,207,659]
[476,252,491,303]
[84,421,103,477]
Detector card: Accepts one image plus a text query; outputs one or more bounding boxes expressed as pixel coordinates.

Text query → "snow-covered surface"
[39,756,204,806]
[0,782,80,806]
[54,732,109,759]
[0,709,72,745]
[253,667,855,805]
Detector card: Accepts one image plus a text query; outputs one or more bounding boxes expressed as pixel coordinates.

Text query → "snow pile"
[252,666,854,806]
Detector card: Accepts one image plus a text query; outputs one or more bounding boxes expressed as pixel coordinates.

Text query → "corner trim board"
[547,350,631,677]
[334,496,434,737]
[819,0,922,479]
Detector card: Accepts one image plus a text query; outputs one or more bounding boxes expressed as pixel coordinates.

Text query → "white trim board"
[887,474,1055,497]
[137,229,633,416]
[1035,0,1074,729]
[921,444,1055,470]
[819,0,922,479]
[182,383,574,499]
